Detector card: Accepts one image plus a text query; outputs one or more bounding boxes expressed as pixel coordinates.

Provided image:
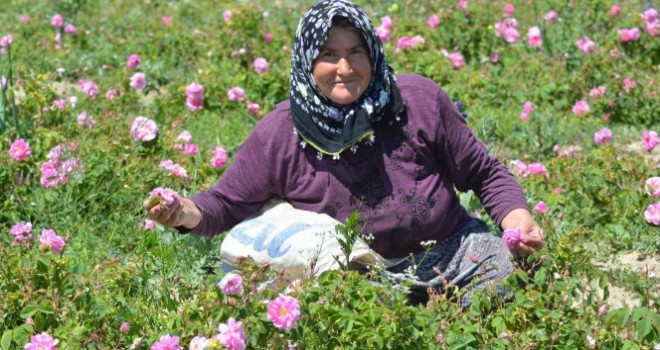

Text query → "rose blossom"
[161,16,172,25]
[397,36,413,49]
[144,219,156,231]
[52,14,64,28]
[620,28,640,42]
[227,87,245,102]
[534,201,548,214]
[375,25,391,42]
[40,228,66,254]
[77,112,95,128]
[494,18,520,44]
[609,5,620,16]
[576,36,596,55]
[645,177,660,197]
[502,228,528,249]
[223,10,232,22]
[210,146,228,168]
[11,221,34,243]
[150,334,182,350]
[186,83,205,111]
[106,89,119,99]
[218,272,243,295]
[572,100,590,115]
[644,202,660,225]
[642,131,659,151]
[267,295,301,330]
[158,159,189,179]
[130,116,158,141]
[254,58,269,73]
[428,15,440,28]
[149,187,181,206]
[25,332,59,350]
[79,80,99,97]
[126,54,141,68]
[184,143,199,155]
[130,72,147,89]
[527,26,542,47]
[120,322,130,333]
[0,34,13,47]
[20,15,31,23]
[189,336,210,350]
[504,4,515,16]
[380,16,392,30]
[589,85,606,98]
[216,318,246,350]
[594,128,612,146]
[264,33,273,43]
[527,162,548,176]
[458,1,468,9]
[448,52,465,69]
[247,102,261,117]
[544,10,559,21]
[9,138,31,161]
[64,24,76,35]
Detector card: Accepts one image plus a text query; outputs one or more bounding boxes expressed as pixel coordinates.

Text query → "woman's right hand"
[143,197,202,229]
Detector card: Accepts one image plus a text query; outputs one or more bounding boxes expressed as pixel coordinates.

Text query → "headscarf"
[290,0,404,158]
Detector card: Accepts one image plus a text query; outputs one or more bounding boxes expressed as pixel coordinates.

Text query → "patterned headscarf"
[290,0,403,158]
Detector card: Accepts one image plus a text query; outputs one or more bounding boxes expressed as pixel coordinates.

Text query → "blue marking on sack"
[229,220,316,258]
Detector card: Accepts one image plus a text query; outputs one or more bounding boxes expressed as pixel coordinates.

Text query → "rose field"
[1,0,660,348]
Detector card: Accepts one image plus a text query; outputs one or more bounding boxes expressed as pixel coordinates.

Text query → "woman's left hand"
[500,208,545,257]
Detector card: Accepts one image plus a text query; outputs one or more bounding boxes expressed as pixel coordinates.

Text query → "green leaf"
[534,269,547,286]
[19,303,38,319]
[1,330,12,350]
[90,298,108,318]
[635,318,652,339]
[12,325,31,348]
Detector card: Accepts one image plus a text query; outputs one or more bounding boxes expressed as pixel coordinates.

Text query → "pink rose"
[576,36,596,55]
[161,16,172,26]
[149,187,181,207]
[185,83,204,111]
[120,322,130,334]
[644,202,660,226]
[428,15,440,28]
[380,16,392,30]
[64,24,76,35]
[184,143,199,155]
[375,26,391,42]
[79,80,99,97]
[9,138,31,161]
[210,146,228,168]
[609,5,620,17]
[126,54,141,68]
[623,78,636,93]
[589,85,606,98]
[572,100,590,116]
[216,318,246,350]
[130,116,158,141]
[645,177,660,197]
[25,332,59,350]
[176,131,193,143]
[151,334,182,350]
[502,228,528,249]
[646,20,659,36]
[642,131,659,152]
[458,1,468,9]
[544,10,559,21]
[594,128,612,146]
[218,272,243,295]
[267,295,301,330]
[11,221,34,243]
[223,10,233,22]
[20,15,30,23]
[619,28,640,42]
[40,229,66,254]
[0,34,13,47]
[534,201,548,214]
[227,87,245,102]
[254,57,269,73]
[52,14,64,28]
[130,72,147,90]
[397,36,413,49]
[523,101,533,114]
[247,102,261,117]
[490,53,499,63]
[642,8,658,23]
[448,52,465,69]
[527,26,542,47]
[504,4,515,16]
[527,162,548,176]
[77,112,95,128]
[105,89,119,100]
[264,33,273,43]
[143,219,156,231]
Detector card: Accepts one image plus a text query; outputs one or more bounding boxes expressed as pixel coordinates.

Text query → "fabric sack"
[220,198,390,280]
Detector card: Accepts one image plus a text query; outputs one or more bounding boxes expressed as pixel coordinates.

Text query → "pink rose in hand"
[149,187,181,207]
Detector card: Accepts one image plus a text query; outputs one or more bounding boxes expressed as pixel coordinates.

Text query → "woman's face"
[313,26,372,105]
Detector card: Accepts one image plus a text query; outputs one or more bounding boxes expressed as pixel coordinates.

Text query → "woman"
[144,0,545,305]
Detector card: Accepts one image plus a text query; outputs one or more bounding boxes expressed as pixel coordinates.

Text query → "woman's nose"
[337,57,352,75]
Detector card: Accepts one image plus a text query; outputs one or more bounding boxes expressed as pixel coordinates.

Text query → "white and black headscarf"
[290,0,404,157]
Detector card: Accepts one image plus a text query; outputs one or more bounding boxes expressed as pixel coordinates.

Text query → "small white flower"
[420,240,437,249]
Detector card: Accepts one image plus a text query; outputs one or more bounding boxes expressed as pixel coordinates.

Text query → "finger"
[143,198,155,211]
[513,242,535,258]
[163,202,183,226]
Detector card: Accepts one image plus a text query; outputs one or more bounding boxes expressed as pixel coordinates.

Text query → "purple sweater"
[189,74,529,258]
